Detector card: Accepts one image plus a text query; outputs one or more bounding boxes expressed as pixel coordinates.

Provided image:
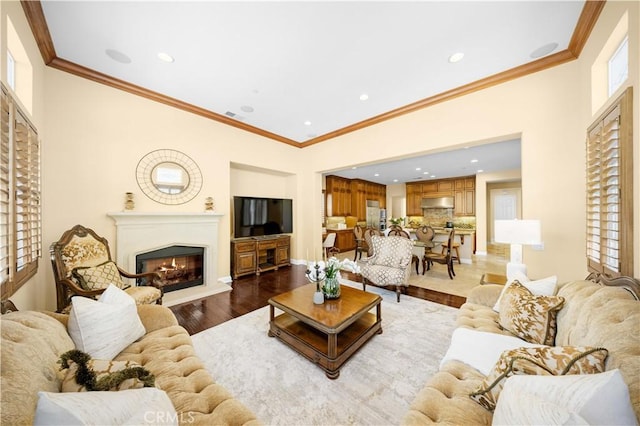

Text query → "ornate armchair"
[50,224,163,312]
[360,235,414,302]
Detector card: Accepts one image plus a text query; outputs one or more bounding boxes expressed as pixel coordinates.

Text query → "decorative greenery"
[58,349,155,391]
[389,217,405,226]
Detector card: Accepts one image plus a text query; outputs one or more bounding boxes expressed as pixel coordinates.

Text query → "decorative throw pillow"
[469,345,608,411]
[72,260,127,291]
[498,281,565,345]
[59,349,155,392]
[493,369,637,426]
[68,284,146,360]
[33,388,178,426]
[492,273,558,312]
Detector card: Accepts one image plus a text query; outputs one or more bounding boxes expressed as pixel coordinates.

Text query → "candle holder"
[305,262,326,304]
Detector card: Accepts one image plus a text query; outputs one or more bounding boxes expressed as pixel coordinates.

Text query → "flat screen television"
[233,196,293,237]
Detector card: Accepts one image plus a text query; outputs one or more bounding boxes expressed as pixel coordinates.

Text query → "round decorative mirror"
[136,149,202,205]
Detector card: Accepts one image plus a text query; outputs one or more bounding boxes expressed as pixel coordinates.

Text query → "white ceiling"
[38,0,583,184]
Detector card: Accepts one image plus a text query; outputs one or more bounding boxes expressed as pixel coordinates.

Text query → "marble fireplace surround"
[107,212,231,307]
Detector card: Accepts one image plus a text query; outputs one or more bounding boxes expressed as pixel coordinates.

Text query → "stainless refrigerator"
[366,200,380,229]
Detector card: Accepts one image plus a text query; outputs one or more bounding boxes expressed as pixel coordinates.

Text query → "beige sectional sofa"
[1,303,259,426]
[403,277,640,425]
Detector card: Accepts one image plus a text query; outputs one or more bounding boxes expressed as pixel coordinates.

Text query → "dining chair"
[353,225,367,261]
[415,225,436,273]
[362,227,382,257]
[424,228,456,279]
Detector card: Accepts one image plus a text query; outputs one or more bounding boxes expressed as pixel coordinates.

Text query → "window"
[608,37,628,96]
[586,87,633,277]
[0,84,41,299]
[6,51,15,91]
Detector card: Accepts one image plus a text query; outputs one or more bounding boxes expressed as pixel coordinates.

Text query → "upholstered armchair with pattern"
[359,235,414,302]
[50,224,163,312]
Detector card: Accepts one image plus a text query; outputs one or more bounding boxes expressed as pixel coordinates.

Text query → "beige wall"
[3,1,639,311]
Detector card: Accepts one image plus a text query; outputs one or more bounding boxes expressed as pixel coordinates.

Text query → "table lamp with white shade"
[494,219,542,279]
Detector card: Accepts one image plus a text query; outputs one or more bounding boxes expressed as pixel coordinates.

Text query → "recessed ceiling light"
[360,93,369,101]
[530,42,559,59]
[431,175,437,178]
[105,49,131,64]
[477,169,484,173]
[423,171,429,175]
[374,173,380,177]
[415,167,421,171]
[304,121,312,126]
[240,105,254,113]
[448,52,464,63]
[393,179,398,182]
[351,166,357,170]
[470,159,478,163]
[157,52,174,63]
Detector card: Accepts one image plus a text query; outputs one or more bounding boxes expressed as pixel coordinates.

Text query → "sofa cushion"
[72,260,127,290]
[493,369,637,426]
[68,285,145,360]
[33,388,177,426]
[469,345,608,411]
[498,281,564,345]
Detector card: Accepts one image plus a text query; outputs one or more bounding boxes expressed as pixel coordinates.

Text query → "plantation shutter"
[0,88,10,288]
[14,109,41,284]
[586,87,633,277]
[0,83,42,298]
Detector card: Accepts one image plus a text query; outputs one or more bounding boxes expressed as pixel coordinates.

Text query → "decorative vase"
[322,276,341,299]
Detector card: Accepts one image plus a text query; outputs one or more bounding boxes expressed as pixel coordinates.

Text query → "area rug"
[191,281,458,425]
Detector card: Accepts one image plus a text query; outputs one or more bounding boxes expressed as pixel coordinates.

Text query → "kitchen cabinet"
[322,229,356,253]
[326,175,352,216]
[406,182,423,216]
[336,230,356,252]
[326,176,386,220]
[407,176,475,216]
[454,177,475,216]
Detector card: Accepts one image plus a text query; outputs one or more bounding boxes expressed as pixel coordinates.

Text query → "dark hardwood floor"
[170,264,466,335]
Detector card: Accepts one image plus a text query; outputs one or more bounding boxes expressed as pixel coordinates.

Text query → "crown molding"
[21,0,605,148]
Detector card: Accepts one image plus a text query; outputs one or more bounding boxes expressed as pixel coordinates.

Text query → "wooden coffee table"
[268,283,382,379]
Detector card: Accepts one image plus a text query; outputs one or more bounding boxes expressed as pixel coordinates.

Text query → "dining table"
[413,240,442,274]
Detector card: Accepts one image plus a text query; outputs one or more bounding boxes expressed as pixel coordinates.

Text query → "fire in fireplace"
[136,246,204,293]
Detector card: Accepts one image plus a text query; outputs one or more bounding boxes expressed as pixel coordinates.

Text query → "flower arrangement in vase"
[306,257,360,300]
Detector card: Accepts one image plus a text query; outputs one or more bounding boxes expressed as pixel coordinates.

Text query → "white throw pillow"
[493,370,638,426]
[492,273,558,312]
[34,388,178,425]
[68,284,145,360]
[440,327,544,376]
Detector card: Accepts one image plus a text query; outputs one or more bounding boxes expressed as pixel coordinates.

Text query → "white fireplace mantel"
[107,212,230,306]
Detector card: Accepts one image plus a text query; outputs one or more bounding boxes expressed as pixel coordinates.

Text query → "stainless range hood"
[421,197,454,209]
